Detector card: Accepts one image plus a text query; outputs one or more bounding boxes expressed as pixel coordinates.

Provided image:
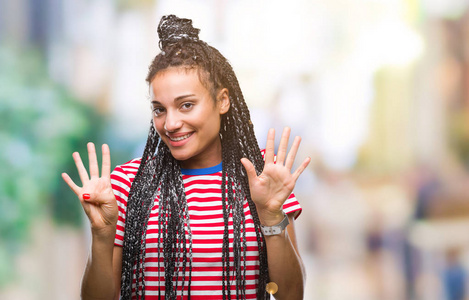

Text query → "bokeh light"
[2,0,469,299]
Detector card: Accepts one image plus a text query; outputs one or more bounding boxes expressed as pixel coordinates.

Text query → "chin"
[168,150,193,163]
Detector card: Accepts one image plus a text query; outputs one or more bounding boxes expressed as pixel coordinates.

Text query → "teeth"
[169,133,192,142]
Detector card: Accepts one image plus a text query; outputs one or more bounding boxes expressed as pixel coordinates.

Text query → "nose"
[164,110,183,132]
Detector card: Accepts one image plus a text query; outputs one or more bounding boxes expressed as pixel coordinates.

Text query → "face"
[150,67,230,169]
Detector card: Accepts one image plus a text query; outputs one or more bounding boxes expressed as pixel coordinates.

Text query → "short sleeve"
[111,164,133,247]
[283,193,302,219]
[111,158,143,246]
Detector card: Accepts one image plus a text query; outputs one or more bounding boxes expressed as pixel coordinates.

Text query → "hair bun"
[157,15,200,50]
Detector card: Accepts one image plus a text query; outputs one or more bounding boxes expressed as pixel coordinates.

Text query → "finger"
[292,157,312,182]
[276,127,291,165]
[101,144,111,178]
[61,172,81,195]
[240,158,258,184]
[82,193,108,205]
[88,142,99,178]
[73,151,89,184]
[285,136,301,170]
[264,128,275,164]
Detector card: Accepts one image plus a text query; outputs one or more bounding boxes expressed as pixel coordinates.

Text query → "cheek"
[152,117,165,134]
[207,119,222,138]
[201,112,221,130]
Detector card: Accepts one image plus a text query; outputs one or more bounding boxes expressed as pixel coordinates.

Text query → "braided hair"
[120,15,269,299]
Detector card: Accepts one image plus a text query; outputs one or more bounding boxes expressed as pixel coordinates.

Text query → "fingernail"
[83,194,90,200]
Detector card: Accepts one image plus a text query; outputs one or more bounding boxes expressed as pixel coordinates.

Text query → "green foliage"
[0,45,103,286]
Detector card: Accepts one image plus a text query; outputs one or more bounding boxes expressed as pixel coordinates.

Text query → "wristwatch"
[260,212,290,236]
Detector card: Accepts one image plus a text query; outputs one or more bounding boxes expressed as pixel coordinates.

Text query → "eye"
[152,106,165,116]
[181,102,194,111]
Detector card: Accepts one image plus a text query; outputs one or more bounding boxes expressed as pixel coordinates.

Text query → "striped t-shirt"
[111,158,301,299]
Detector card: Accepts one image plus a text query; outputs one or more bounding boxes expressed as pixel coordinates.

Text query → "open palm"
[241,128,311,217]
[62,143,117,232]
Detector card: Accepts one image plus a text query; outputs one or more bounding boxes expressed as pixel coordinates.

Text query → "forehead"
[150,67,209,98]
[150,66,215,98]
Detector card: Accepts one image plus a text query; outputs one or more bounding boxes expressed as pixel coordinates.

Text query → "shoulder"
[111,157,142,185]
[114,157,142,173]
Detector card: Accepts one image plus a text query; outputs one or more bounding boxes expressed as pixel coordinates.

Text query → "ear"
[217,88,230,115]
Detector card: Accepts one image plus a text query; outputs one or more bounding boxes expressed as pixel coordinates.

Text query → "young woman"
[62,15,310,300]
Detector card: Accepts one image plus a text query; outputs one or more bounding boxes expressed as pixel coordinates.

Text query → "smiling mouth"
[168,133,193,142]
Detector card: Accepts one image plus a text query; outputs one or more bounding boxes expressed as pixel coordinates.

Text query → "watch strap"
[260,212,290,236]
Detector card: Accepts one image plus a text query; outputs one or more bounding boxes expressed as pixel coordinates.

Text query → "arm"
[62,143,121,300]
[112,246,123,300]
[241,127,310,300]
[262,214,305,300]
[81,230,118,300]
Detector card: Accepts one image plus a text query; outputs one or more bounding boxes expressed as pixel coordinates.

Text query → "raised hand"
[61,143,118,234]
[241,128,310,224]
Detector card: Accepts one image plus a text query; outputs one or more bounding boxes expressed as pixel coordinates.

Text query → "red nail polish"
[83,194,90,200]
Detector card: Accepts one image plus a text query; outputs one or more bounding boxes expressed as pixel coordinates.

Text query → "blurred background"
[2,0,469,299]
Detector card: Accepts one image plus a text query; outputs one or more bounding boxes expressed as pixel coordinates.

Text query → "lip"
[165,132,194,147]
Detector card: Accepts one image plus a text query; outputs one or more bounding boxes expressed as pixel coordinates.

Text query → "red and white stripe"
[111,157,301,299]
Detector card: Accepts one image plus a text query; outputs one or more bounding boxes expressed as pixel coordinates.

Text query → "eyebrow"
[151,94,196,104]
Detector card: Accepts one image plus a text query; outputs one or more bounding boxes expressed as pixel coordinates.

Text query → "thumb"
[240,158,257,183]
[82,193,106,205]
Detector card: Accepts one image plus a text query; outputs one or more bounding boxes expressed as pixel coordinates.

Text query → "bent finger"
[81,193,107,205]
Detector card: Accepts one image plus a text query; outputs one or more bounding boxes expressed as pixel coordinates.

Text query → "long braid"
[221,123,248,300]
[120,122,160,299]
[121,15,271,300]
[215,45,270,299]
[121,129,193,299]
[220,147,232,300]
[222,86,270,300]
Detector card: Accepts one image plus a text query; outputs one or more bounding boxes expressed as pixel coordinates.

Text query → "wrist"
[260,211,290,236]
[258,209,285,226]
[91,225,116,243]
